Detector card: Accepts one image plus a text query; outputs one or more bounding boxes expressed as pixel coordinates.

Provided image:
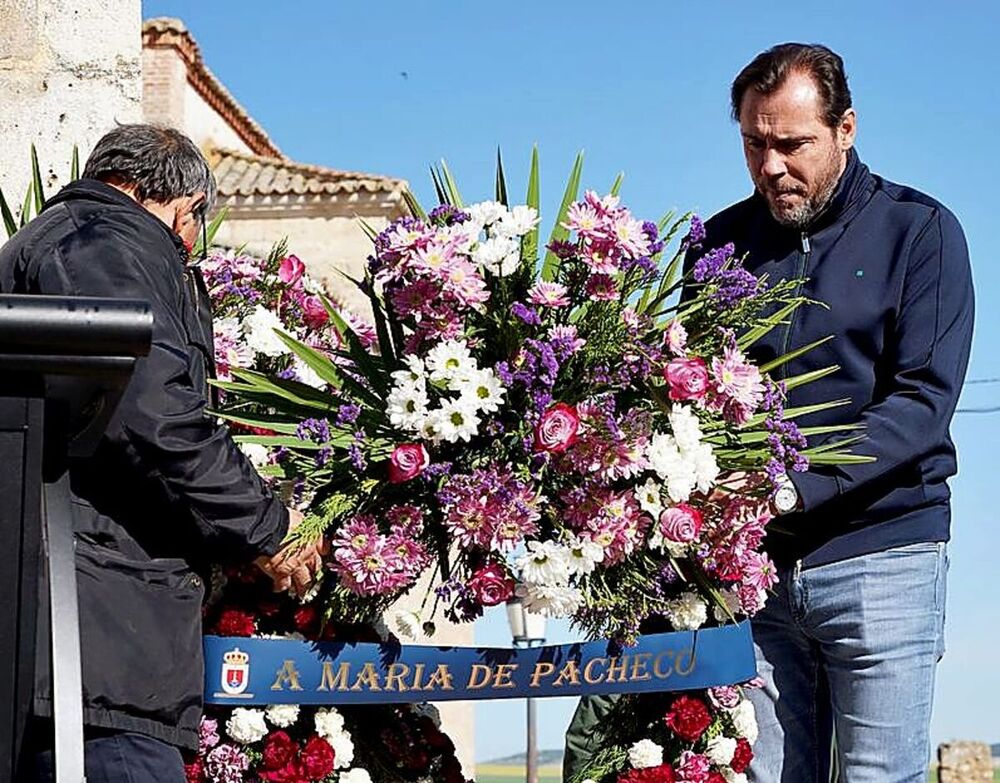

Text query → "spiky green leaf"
[495,148,509,206]
[30,144,45,214]
[540,150,584,281]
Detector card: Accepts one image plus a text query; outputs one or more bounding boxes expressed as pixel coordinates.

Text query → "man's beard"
[762,153,842,230]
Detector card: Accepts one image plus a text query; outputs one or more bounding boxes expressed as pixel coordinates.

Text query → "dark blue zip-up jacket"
[701,149,974,567]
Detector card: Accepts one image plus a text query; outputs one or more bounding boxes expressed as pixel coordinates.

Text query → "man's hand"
[256,509,328,596]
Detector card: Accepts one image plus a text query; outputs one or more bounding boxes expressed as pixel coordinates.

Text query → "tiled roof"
[211,148,407,198]
[142,18,284,159]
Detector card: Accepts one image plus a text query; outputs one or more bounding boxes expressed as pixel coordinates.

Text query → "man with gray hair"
[0,124,324,782]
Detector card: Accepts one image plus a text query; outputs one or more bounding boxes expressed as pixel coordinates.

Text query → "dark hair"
[83,124,217,211]
[731,43,852,128]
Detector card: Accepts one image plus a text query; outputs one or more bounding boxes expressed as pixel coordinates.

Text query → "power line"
[957,406,1000,414]
[964,377,1000,385]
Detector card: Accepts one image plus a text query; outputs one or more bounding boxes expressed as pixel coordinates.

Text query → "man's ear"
[838,108,857,150]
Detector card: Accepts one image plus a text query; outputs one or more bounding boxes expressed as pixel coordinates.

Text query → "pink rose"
[659,504,703,543]
[302,295,329,330]
[467,563,515,607]
[278,254,306,286]
[533,402,580,453]
[663,357,709,402]
[388,443,429,484]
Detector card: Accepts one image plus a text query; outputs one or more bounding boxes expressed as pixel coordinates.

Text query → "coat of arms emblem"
[220,648,251,696]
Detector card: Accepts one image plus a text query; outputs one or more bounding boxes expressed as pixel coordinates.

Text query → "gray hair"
[83,124,217,213]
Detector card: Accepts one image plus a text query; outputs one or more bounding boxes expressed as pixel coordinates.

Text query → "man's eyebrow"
[742,131,817,143]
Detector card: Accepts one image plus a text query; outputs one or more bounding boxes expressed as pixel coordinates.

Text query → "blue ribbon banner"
[203,621,755,705]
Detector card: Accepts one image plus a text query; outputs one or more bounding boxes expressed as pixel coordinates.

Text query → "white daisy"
[431,398,481,443]
[455,368,506,413]
[466,200,508,229]
[494,205,539,238]
[520,583,583,618]
[565,535,604,577]
[516,540,571,586]
[472,235,520,277]
[390,354,426,386]
[389,608,424,641]
[634,477,664,517]
[426,339,475,383]
[386,382,429,431]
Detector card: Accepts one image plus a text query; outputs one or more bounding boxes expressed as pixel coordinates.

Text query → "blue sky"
[143,0,1000,763]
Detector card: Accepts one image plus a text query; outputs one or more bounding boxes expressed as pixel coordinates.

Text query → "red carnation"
[184,759,205,783]
[262,731,297,771]
[214,608,256,637]
[664,695,713,742]
[259,760,304,783]
[707,773,727,783]
[619,765,675,783]
[731,737,753,774]
[300,735,336,781]
[293,605,320,635]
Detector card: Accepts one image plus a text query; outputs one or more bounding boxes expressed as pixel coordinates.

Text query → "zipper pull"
[800,233,811,254]
[793,559,802,582]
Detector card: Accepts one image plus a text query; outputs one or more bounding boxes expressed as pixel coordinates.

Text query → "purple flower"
[686,214,706,246]
[296,418,331,443]
[547,240,579,260]
[692,242,735,282]
[428,204,470,226]
[336,403,361,426]
[511,301,542,326]
[349,430,367,472]
[204,744,249,783]
[713,266,762,306]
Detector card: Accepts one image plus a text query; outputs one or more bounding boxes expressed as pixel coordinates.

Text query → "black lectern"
[0,295,152,782]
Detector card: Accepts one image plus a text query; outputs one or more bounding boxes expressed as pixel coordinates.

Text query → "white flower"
[455,368,506,413]
[520,583,583,618]
[565,535,604,577]
[391,355,426,386]
[244,305,288,358]
[472,235,520,277]
[226,707,268,744]
[495,205,539,238]
[516,540,571,586]
[265,704,300,728]
[466,200,508,228]
[426,339,475,383]
[647,433,697,503]
[339,769,371,783]
[293,357,326,389]
[329,733,356,769]
[431,397,481,443]
[628,739,664,769]
[387,382,429,431]
[723,772,749,783]
[239,442,270,469]
[691,442,720,492]
[666,591,708,631]
[669,405,704,451]
[635,477,664,517]
[389,608,424,641]
[705,735,738,766]
[412,702,441,728]
[314,706,346,739]
[730,699,758,744]
[713,588,743,623]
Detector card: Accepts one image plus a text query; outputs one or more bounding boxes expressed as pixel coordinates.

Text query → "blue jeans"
[748,541,948,783]
[29,731,187,783]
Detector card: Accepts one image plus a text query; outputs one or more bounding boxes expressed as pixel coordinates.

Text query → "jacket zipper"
[776,232,811,379]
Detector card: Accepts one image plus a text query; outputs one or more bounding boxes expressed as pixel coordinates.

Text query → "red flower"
[467,563,515,607]
[259,760,305,783]
[619,764,675,783]
[300,735,336,781]
[388,443,430,483]
[302,295,330,330]
[184,758,205,783]
[664,695,713,742]
[293,605,320,635]
[533,402,580,453]
[214,608,256,637]
[707,773,727,783]
[731,737,753,774]
[262,731,297,771]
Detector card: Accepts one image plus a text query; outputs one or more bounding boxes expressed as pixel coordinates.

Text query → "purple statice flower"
[547,239,579,260]
[315,446,332,468]
[642,221,665,257]
[511,301,542,326]
[348,431,367,472]
[336,402,361,426]
[685,214,706,247]
[428,204,471,226]
[423,461,453,480]
[692,242,735,282]
[494,360,514,386]
[622,253,659,283]
[713,266,762,306]
[296,418,331,443]
[277,366,297,380]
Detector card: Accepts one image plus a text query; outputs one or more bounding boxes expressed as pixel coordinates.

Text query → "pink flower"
[528,281,571,308]
[534,402,580,453]
[708,685,741,709]
[710,346,764,425]
[204,744,249,783]
[278,254,306,286]
[675,751,711,783]
[467,562,515,607]
[664,357,710,402]
[665,319,688,357]
[737,582,767,615]
[659,504,704,543]
[388,443,430,484]
[302,295,329,330]
[742,550,779,591]
[585,274,619,301]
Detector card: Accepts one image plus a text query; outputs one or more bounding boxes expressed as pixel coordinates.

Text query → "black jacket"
[0,179,289,749]
[698,149,974,567]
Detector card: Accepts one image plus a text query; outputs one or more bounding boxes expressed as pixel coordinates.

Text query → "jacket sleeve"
[38,218,289,558]
[790,208,975,512]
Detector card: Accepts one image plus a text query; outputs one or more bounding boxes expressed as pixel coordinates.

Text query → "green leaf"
[192,206,228,258]
[30,144,45,215]
[70,145,80,180]
[272,330,343,389]
[234,434,327,449]
[540,150,584,281]
[801,434,869,455]
[362,278,397,367]
[0,184,17,238]
[758,335,835,374]
[211,411,302,434]
[522,145,541,264]
[730,422,865,445]
[19,181,33,228]
[495,148,509,206]
[781,365,840,391]
[356,217,380,242]
[321,295,388,400]
[439,159,464,208]
[804,452,876,465]
[229,369,339,411]
[609,172,624,197]
[738,300,803,350]
[403,189,426,220]
[429,166,448,205]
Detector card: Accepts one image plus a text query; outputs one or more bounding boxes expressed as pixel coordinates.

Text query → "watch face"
[776,486,797,512]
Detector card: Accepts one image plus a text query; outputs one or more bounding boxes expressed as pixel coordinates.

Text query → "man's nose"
[760,148,787,178]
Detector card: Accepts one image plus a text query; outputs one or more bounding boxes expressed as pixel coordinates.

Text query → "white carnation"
[314,707,346,740]
[666,591,708,630]
[292,357,326,389]
[628,739,664,769]
[245,305,288,358]
[494,205,539,238]
[669,404,704,452]
[265,704,300,728]
[690,442,720,492]
[520,583,583,618]
[225,707,268,744]
[239,442,270,469]
[329,732,356,769]
[339,768,371,783]
[730,699,759,744]
[705,735,738,766]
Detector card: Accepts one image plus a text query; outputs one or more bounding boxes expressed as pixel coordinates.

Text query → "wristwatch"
[773,473,800,514]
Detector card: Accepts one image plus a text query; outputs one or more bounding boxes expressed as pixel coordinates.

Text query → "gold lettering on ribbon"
[583,657,607,684]
[424,664,454,691]
[552,660,581,687]
[270,660,304,691]
[675,647,696,676]
[606,656,629,683]
[492,663,518,689]
[318,661,351,692]
[384,663,410,692]
[350,662,382,691]
[467,664,493,690]
[530,662,555,687]
[630,652,653,682]
[412,663,427,690]
[653,651,674,679]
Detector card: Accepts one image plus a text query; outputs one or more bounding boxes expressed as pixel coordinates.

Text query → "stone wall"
[0,0,141,219]
[938,741,995,782]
